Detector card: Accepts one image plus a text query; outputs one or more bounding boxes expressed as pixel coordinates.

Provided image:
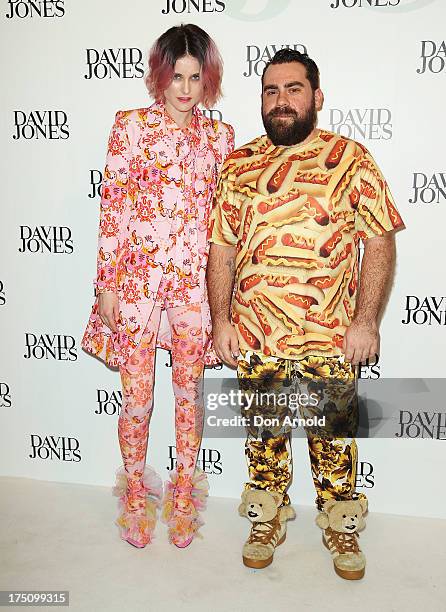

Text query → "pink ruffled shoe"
[161,467,209,548]
[112,465,163,548]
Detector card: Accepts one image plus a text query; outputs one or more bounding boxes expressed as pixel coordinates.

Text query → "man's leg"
[293,355,368,580]
[244,434,292,505]
[237,350,295,568]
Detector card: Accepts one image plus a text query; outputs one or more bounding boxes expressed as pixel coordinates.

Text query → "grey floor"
[1,476,445,612]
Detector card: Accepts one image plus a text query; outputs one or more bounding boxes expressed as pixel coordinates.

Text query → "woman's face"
[163,55,203,117]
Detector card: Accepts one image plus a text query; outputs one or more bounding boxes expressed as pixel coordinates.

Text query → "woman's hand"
[98,292,119,332]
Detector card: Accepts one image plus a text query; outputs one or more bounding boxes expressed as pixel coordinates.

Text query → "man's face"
[261,62,323,146]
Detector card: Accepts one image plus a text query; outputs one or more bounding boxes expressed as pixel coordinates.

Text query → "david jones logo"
[24,334,77,360]
[244,43,307,77]
[417,41,446,74]
[88,170,103,198]
[13,111,69,140]
[167,446,222,474]
[161,0,225,13]
[330,0,399,7]
[396,411,446,439]
[29,435,81,461]
[355,461,374,488]
[329,108,392,140]
[0,382,12,408]
[165,351,223,369]
[19,226,73,253]
[402,296,446,325]
[84,48,144,80]
[202,109,223,121]
[95,390,122,415]
[5,0,65,18]
[410,172,446,204]
[358,355,380,379]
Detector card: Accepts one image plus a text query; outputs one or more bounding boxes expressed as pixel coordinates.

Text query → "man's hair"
[262,49,320,91]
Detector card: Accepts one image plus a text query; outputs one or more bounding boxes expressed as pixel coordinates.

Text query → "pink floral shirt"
[82,101,235,368]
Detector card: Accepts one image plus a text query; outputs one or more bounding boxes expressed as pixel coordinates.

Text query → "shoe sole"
[322,534,365,580]
[242,531,286,569]
[173,536,194,549]
[124,537,147,548]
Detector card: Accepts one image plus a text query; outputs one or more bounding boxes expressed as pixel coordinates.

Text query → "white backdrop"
[1,0,445,519]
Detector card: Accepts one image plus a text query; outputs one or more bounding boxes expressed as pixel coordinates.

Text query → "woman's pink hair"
[145,24,223,108]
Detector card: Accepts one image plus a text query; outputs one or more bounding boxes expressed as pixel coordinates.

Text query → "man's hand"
[212,320,239,368]
[343,319,380,366]
[98,292,119,332]
[343,232,396,366]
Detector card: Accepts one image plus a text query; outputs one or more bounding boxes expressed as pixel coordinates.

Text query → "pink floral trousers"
[114,299,209,546]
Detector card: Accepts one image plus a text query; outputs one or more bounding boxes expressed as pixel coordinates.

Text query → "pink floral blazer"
[82,101,235,368]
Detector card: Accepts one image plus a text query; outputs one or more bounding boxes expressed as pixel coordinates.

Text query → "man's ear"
[315,88,324,112]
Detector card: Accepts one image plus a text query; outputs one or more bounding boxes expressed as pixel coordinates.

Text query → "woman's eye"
[173,74,182,80]
[192,74,200,80]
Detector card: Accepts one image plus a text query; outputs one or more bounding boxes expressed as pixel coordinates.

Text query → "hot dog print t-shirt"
[208,130,405,360]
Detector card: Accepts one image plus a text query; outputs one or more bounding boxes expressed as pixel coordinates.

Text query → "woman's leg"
[114,306,163,547]
[169,303,205,485]
[161,303,209,546]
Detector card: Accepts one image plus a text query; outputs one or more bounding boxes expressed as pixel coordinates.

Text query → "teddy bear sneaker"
[239,489,295,569]
[316,498,368,580]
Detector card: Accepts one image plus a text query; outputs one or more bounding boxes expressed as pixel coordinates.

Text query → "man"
[206,49,404,578]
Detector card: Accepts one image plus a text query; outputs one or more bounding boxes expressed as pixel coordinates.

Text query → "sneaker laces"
[325,526,360,554]
[247,514,281,546]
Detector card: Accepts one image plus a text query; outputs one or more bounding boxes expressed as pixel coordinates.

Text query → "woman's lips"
[178,97,192,103]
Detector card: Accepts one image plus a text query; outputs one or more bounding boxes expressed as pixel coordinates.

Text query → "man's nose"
[276,89,289,106]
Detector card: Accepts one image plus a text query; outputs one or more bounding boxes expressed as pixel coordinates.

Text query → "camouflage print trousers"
[237,350,367,511]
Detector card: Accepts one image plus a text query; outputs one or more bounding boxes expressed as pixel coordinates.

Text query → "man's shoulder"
[318,128,370,160]
[225,134,267,163]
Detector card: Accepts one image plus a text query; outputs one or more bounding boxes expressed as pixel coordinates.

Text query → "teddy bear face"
[327,501,365,533]
[239,490,283,523]
[246,501,268,522]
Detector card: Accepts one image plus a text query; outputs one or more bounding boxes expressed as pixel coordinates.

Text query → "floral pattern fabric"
[119,302,206,484]
[81,101,235,367]
[237,350,367,511]
[116,301,208,545]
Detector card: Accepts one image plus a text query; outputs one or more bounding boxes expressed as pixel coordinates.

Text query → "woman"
[82,24,234,549]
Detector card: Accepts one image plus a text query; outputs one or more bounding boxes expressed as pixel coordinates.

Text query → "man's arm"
[343,232,396,365]
[206,243,239,367]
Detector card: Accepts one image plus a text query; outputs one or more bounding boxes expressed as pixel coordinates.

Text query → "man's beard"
[262,97,317,146]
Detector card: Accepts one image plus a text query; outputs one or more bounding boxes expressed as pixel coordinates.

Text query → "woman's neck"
[163,100,194,128]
